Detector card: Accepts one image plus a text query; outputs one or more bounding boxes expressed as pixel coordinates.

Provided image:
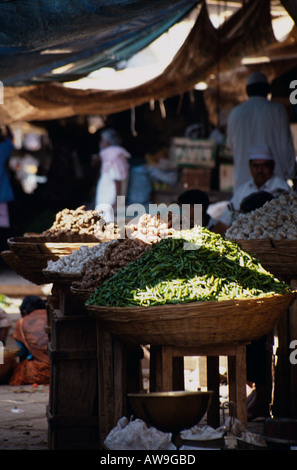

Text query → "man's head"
[246,72,271,98]
[248,144,274,188]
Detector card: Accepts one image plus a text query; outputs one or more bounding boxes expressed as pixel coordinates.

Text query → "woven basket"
[1,250,46,285]
[22,233,105,243]
[234,239,297,278]
[70,286,95,302]
[7,236,101,257]
[86,292,296,346]
[6,237,101,285]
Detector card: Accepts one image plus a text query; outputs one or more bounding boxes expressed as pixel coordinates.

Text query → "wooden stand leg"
[160,346,174,391]
[228,356,236,418]
[235,343,247,427]
[149,346,161,392]
[207,356,220,428]
[173,357,185,391]
[97,325,126,449]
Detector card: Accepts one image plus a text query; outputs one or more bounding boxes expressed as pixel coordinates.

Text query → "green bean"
[86,227,291,307]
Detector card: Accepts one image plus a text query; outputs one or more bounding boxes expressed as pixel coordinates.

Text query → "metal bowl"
[128,390,213,434]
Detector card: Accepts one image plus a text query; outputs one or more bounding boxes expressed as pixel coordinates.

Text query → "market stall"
[2,205,296,450]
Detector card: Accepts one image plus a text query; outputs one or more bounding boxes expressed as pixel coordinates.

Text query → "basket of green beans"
[86,227,295,346]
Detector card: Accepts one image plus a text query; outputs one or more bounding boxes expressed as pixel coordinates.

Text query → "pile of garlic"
[125,213,172,243]
[226,191,297,240]
[45,240,116,274]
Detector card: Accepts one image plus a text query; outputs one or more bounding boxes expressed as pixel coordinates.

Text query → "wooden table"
[94,332,249,447]
[88,292,295,447]
[150,342,249,428]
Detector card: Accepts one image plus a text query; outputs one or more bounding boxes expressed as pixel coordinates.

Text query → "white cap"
[248,144,273,161]
[247,72,268,86]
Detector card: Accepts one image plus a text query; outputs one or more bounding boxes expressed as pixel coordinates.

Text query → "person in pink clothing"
[95,128,131,223]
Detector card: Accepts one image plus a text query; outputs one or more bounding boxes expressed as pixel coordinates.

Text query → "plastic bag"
[104,417,176,450]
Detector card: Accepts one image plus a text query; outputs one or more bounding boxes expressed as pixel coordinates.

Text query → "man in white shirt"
[226,72,296,192]
[214,144,290,232]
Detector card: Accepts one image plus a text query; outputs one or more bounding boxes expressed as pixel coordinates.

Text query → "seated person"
[9,295,50,386]
[214,144,290,233]
[239,190,274,214]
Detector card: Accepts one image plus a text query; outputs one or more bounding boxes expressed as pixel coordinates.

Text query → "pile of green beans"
[87,227,291,307]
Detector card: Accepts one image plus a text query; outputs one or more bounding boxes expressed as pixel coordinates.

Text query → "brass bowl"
[128,391,213,434]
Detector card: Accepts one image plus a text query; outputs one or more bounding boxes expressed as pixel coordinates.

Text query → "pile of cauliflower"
[226,192,297,240]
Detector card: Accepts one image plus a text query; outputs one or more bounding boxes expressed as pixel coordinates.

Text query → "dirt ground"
[0,384,49,450]
[0,265,50,451]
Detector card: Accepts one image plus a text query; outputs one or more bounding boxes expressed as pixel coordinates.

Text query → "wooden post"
[235,343,247,427]
[206,356,220,428]
[97,325,126,448]
[273,309,290,417]
[227,356,236,418]
[161,346,174,391]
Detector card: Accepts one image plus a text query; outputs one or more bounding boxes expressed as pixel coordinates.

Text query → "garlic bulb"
[45,240,115,274]
[226,191,297,240]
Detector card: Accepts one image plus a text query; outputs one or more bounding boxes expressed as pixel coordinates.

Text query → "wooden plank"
[227,356,236,418]
[171,344,238,357]
[113,338,127,423]
[273,310,290,417]
[235,343,247,427]
[97,325,114,448]
[161,346,174,391]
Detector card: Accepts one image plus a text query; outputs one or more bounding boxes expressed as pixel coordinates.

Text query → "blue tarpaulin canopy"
[0,0,296,123]
[0,0,198,85]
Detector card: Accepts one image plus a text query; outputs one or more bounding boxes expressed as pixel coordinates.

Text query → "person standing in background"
[226,72,296,192]
[0,126,15,247]
[95,128,131,223]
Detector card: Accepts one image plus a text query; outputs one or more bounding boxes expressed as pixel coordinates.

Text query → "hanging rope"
[130,106,137,136]
[159,98,166,118]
